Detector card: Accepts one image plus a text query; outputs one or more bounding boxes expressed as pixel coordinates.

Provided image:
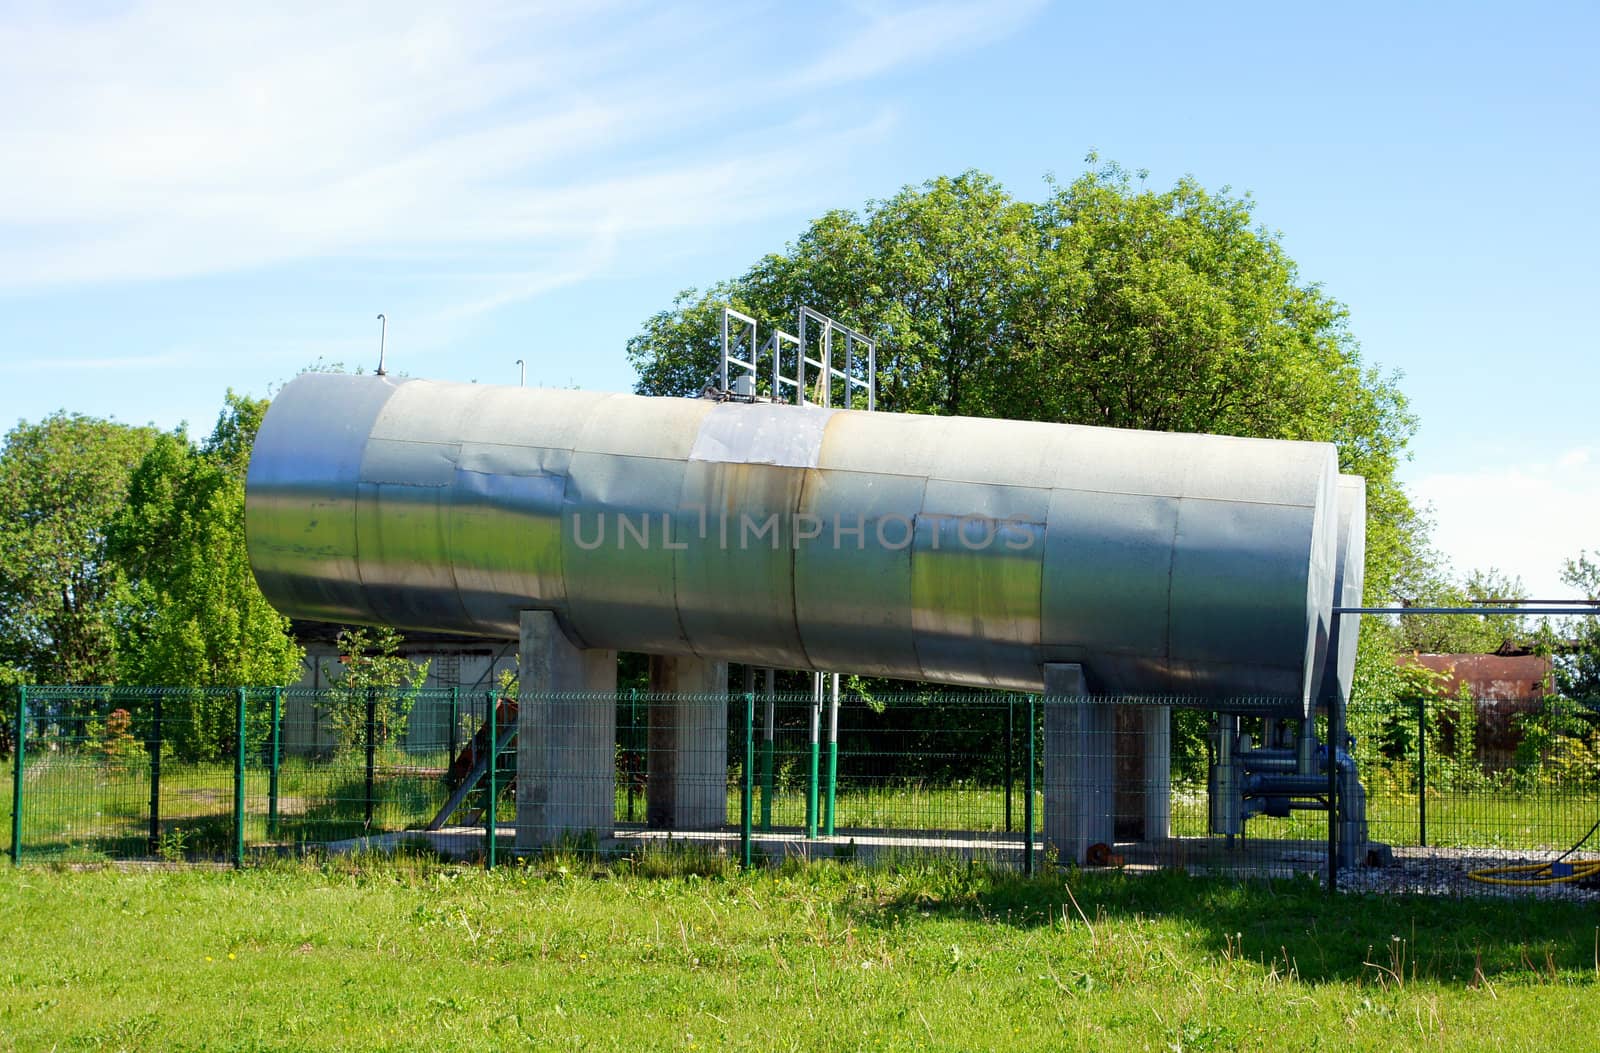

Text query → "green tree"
[109,392,303,759]
[0,413,159,684]
[322,626,430,755]
[626,161,1420,609]
[1557,551,1600,701]
[1391,566,1529,655]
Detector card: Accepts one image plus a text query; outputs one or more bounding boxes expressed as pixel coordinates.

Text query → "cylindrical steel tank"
[247,373,1350,707]
[1317,475,1367,704]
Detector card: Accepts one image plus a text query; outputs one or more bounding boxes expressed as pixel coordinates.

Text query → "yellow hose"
[1467,859,1600,887]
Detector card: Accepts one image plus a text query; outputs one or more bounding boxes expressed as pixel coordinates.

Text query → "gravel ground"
[1337,845,1600,900]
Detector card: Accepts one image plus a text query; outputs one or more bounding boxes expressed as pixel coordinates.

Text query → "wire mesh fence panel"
[6,683,1597,893]
[9,687,243,863]
[253,688,501,857]
[1341,694,1600,893]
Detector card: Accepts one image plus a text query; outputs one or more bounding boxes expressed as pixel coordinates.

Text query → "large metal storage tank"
[1318,475,1367,704]
[246,373,1346,709]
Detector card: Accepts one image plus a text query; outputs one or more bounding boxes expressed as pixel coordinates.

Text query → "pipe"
[1243,774,1335,797]
[1238,749,1298,773]
[1210,715,1240,837]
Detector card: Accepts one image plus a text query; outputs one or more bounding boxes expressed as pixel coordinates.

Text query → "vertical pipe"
[1416,698,1427,848]
[806,674,820,839]
[147,691,163,854]
[741,691,754,870]
[825,673,839,837]
[365,687,377,829]
[10,686,26,865]
[267,687,282,839]
[233,687,247,869]
[761,669,775,831]
[1024,693,1035,877]
[1004,695,1014,834]
[486,705,498,871]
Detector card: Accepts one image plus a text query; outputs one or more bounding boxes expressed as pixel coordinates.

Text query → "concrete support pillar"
[647,655,729,830]
[515,610,617,851]
[1043,663,1115,864]
[1143,705,1171,840]
[1112,705,1171,841]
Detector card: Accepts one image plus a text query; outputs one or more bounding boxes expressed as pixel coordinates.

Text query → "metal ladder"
[720,304,878,837]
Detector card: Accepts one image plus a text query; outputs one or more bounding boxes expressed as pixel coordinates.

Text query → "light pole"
[375,314,388,376]
[516,358,525,386]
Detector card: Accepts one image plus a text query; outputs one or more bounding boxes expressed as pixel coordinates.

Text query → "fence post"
[1004,695,1015,834]
[147,691,163,855]
[448,685,459,765]
[824,674,839,837]
[364,687,377,829]
[267,687,282,838]
[10,685,25,865]
[761,671,775,831]
[806,679,820,840]
[627,688,638,823]
[1416,697,1428,848]
[741,691,754,870]
[233,687,247,869]
[1023,693,1035,877]
[485,704,498,871]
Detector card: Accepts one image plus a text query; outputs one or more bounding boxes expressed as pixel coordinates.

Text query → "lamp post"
[375,314,388,376]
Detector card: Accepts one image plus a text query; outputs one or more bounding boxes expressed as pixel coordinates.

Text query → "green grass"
[2,854,1599,1051]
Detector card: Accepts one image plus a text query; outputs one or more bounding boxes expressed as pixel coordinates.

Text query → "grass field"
[2,853,1599,1051]
[7,750,1598,864]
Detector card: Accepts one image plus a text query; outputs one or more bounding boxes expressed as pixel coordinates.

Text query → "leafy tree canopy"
[1390,566,1530,656]
[1557,551,1600,701]
[322,626,431,754]
[0,413,160,683]
[110,391,303,693]
[626,160,1420,603]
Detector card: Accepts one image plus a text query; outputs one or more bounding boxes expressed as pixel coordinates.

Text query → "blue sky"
[2,0,1596,598]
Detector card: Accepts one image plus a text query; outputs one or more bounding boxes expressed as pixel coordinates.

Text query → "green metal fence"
[5,685,1597,893]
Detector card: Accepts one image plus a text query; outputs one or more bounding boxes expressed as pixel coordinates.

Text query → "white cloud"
[1409,446,1600,599]
[793,0,1047,87]
[0,2,1031,305]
